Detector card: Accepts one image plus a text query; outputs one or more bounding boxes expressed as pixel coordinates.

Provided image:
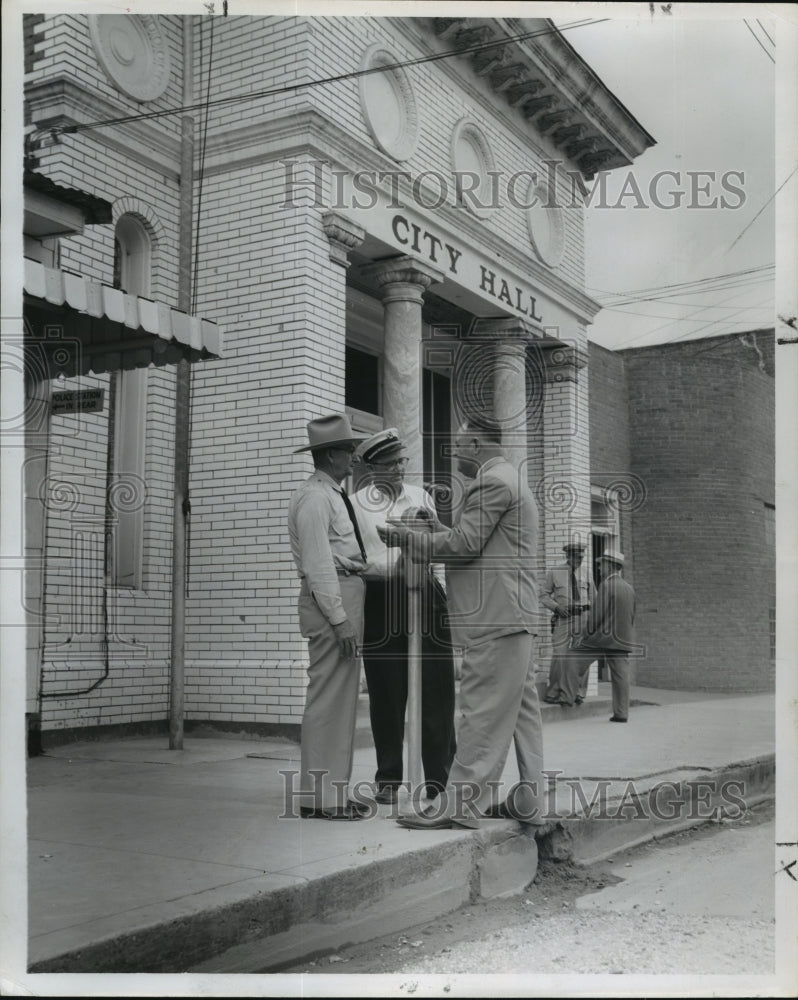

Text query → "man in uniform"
[350,428,456,804]
[539,542,593,707]
[574,549,636,722]
[287,413,368,820]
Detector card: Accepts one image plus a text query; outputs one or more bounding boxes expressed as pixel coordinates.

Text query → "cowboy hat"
[293,413,366,453]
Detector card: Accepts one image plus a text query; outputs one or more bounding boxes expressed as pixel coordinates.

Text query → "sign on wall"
[51,389,105,414]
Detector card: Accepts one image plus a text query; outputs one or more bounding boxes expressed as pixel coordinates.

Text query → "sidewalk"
[26,683,775,974]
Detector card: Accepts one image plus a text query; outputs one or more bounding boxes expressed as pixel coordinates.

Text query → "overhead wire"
[756,18,775,48]
[33,18,609,139]
[743,18,776,64]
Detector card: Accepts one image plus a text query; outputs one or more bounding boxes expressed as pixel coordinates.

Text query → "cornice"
[26,76,181,179]
[402,16,655,179]
[202,108,601,323]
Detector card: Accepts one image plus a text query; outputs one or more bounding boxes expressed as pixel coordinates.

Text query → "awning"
[23,258,222,378]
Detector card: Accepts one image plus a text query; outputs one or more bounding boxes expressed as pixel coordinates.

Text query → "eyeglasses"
[371,457,408,471]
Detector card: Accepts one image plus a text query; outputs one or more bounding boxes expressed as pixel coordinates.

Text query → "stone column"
[364,256,444,478]
[471,317,535,472]
[540,341,591,564]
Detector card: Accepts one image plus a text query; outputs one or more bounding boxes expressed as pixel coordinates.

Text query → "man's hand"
[377,522,410,548]
[332,619,358,660]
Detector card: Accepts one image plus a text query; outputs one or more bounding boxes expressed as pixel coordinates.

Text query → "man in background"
[574,549,636,722]
[540,542,593,707]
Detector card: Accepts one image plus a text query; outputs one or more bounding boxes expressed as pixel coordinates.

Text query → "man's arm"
[539,569,560,614]
[430,476,512,563]
[293,490,347,626]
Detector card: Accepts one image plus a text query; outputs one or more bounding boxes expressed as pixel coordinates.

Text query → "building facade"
[22,13,660,746]
[589,330,776,693]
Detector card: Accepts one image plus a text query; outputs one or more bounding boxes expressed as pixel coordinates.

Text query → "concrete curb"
[28,753,774,975]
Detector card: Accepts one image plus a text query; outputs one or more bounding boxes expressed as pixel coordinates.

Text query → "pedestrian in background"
[573,549,636,722]
[287,414,368,820]
[379,416,544,830]
[540,542,593,707]
[349,428,456,804]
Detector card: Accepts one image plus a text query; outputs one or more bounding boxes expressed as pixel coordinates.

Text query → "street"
[288,801,775,977]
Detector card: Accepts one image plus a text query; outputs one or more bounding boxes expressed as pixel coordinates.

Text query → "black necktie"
[339,488,368,563]
[570,571,579,603]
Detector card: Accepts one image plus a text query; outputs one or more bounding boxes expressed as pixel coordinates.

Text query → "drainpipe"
[169,17,194,749]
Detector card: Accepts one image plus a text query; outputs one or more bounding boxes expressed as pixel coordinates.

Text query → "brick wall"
[619,330,775,692]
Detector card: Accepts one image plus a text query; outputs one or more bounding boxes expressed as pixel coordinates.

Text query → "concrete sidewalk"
[26,684,775,974]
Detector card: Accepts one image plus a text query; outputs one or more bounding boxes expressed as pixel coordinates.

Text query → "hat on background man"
[599,548,625,566]
[563,541,587,553]
[355,427,407,465]
[293,413,366,453]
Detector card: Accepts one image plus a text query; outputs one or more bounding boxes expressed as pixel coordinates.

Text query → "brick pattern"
[28,15,595,736]
[617,332,775,692]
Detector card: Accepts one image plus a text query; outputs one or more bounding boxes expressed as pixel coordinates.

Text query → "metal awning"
[23,258,222,378]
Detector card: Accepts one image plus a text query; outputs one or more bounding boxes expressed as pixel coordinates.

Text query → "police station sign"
[51,389,105,414]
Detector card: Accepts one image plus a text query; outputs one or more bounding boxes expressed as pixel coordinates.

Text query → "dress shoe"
[609,715,628,723]
[542,696,561,705]
[373,786,400,805]
[299,804,364,820]
[575,696,584,705]
[397,811,462,830]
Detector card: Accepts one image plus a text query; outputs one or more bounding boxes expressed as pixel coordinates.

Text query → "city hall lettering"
[391,214,543,323]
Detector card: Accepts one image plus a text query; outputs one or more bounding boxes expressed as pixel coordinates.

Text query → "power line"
[743,19,776,64]
[726,164,798,254]
[756,19,775,48]
[37,18,608,139]
[589,263,775,305]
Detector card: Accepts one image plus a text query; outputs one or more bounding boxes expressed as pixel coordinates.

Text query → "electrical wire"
[34,18,609,139]
[743,19,776,64]
[726,164,797,254]
[756,19,775,48]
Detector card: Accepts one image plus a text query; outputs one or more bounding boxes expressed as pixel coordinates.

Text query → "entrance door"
[422,367,452,525]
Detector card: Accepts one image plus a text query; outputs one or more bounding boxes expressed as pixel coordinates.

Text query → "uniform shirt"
[349,481,445,588]
[539,564,593,614]
[287,469,365,626]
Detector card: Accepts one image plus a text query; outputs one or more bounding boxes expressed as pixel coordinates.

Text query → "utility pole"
[169,17,194,749]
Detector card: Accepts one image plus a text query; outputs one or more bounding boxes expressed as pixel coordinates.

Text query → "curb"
[28,753,774,975]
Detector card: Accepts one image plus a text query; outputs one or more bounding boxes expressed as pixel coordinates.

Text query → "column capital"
[363,255,444,306]
[321,212,365,267]
[471,316,537,344]
[541,342,589,383]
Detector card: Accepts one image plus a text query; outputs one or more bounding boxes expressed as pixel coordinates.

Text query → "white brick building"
[21,13,653,747]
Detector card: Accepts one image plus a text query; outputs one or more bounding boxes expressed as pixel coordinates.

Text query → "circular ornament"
[358,43,418,161]
[525,179,566,268]
[89,15,171,103]
[450,117,496,219]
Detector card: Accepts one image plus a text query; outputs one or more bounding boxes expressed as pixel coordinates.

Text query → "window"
[109,214,151,589]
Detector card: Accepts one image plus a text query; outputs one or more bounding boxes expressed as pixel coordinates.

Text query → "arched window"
[110,214,151,589]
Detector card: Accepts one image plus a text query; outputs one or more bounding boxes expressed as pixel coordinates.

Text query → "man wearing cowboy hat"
[287,413,369,819]
[573,548,636,722]
[349,428,456,805]
[539,541,593,707]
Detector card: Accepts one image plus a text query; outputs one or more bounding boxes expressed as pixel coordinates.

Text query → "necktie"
[570,571,579,603]
[339,488,368,564]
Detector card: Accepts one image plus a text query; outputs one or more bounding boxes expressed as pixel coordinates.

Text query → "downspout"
[169,17,194,749]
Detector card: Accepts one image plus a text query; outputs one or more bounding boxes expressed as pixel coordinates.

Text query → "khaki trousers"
[439,631,545,827]
[298,574,365,809]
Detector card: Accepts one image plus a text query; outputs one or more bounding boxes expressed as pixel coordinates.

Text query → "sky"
[551,9,780,350]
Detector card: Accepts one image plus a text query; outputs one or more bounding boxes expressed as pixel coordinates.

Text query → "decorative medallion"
[450,117,496,219]
[358,43,418,162]
[89,15,171,103]
[525,179,566,268]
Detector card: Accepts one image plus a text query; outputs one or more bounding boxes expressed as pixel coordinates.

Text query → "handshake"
[376,507,439,562]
